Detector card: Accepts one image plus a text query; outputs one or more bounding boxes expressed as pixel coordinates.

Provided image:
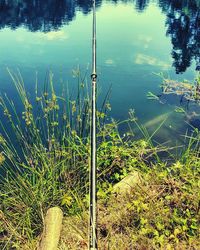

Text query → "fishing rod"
[89,0,97,249]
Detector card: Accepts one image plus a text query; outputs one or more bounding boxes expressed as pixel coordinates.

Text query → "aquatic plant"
[146,91,160,100]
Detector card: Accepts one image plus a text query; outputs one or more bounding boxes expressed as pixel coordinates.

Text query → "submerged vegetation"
[0,70,199,249]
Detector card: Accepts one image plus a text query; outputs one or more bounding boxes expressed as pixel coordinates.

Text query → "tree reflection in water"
[0,0,103,31]
[159,0,200,73]
[0,0,199,73]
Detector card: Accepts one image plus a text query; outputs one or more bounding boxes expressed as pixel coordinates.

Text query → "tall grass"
[0,69,95,248]
[0,69,123,244]
[0,68,163,248]
[0,69,199,249]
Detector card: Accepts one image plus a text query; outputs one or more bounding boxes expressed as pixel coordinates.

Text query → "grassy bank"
[0,70,199,249]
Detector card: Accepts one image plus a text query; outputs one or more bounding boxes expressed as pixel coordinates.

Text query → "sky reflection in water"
[0,0,199,144]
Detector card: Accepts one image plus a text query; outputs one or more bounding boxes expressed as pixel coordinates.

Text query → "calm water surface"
[0,0,199,145]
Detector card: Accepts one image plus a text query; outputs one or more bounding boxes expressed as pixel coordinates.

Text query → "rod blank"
[89,0,97,249]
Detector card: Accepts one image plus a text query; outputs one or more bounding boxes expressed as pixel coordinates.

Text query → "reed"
[0,69,97,248]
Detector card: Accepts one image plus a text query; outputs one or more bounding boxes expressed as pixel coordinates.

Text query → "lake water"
[0,0,200,145]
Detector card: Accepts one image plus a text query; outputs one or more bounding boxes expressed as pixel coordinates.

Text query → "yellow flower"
[71,130,77,137]
[61,194,73,207]
[0,135,6,145]
[0,152,5,165]
[173,161,183,169]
